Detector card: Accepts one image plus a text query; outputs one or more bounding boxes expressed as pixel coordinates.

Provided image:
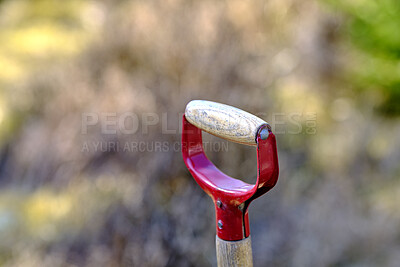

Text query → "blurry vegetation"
[0,0,101,143]
[325,0,400,116]
[0,0,399,266]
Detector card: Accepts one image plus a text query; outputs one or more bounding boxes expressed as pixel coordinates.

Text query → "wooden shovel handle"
[184,100,268,146]
[216,235,253,267]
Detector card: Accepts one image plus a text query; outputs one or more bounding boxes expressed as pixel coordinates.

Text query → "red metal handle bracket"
[182,115,279,241]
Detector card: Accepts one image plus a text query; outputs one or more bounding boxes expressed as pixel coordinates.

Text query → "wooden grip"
[216,235,253,267]
[185,100,268,146]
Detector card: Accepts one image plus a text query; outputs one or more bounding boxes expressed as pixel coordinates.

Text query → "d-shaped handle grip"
[185,100,269,146]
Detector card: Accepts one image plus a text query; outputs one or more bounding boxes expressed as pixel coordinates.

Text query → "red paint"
[182,115,279,241]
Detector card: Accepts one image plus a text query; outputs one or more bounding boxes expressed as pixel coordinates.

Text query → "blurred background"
[0,0,399,266]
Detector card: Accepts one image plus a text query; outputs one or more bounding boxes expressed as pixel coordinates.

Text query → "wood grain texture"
[216,235,253,267]
[185,100,267,146]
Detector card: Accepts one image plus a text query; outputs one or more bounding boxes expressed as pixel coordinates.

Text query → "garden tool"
[182,100,279,267]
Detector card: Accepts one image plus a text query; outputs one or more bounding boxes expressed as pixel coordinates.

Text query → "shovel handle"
[185,100,268,146]
[216,235,253,267]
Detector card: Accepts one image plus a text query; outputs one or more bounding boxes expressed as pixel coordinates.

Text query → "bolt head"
[260,128,269,140]
[217,220,223,229]
[238,203,245,211]
[216,200,222,208]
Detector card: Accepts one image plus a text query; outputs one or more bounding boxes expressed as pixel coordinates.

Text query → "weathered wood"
[216,236,253,267]
[185,100,268,146]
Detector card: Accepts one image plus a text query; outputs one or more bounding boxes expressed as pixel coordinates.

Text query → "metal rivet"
[260,128,269,140]
[238,203,245,211]
[216,200,222,208]
[218,220,223,229]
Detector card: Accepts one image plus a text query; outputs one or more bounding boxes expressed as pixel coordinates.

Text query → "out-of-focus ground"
[0,0,399,266]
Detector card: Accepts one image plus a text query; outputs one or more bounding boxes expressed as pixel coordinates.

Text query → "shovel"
[182,100,279,267]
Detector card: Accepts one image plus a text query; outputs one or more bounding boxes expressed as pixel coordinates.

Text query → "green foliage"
[326,0,400,116]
